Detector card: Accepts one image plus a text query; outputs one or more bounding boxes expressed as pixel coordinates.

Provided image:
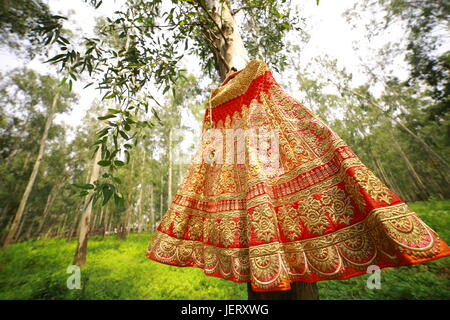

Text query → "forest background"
[0,0,448,299]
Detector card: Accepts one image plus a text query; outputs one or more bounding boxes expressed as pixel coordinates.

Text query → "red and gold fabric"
[146,59,450,292]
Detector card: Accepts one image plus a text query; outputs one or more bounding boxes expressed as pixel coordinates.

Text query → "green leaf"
[102,186,113,205]
[114,192,125,208]
[97,160,111,166]
[104,92,117,99]
[97,128,109,137]
[119,130,129,140]
[45,54,66,63]
[98,114,117,120]
[114,160,125,166]
[73,183,94,189]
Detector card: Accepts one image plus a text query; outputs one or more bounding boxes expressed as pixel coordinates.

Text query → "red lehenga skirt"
[146,59,450,292]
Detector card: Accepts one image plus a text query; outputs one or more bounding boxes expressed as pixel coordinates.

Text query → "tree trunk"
[167,128,173,207]
[37,192,54,239]
[389,130,429,200]
[57,214,68,238]
[160,174,164,220]
[120,156,135,240]
[67,209,79,243]
[137,150,146,240]
[14,211,27,242]
[102,204,110,239]
[150,184,155,232]
[178,151,184,187]
[342,86,450,171]
[44,226,53,239]
[36,180,63,237]
[3,92,60,247]
[97,206,104,232]
[73,147,102,266]
[203,0,249,79]
[120,193,133,239]
[247,282,319,300]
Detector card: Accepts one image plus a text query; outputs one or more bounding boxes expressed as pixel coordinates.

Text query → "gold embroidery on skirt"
[188,216,203,240]
[321,186,355,225]
[148,202,443,289]
[252,203,278,243]
[278,204,303,240]
[298,196,330,235]
[172,212,189,237]
[219,217,237,247]
[353,166,393,204]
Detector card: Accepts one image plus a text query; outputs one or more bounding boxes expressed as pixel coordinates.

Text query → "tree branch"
[231,5,264,16]
[193,0,228,45]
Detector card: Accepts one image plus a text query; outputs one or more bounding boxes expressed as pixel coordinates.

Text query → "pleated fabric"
[146,59,450,292]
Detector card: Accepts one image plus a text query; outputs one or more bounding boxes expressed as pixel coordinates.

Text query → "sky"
[0,0,412,142]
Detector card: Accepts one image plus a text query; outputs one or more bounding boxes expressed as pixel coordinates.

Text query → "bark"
[167,128,173,207]
[97,206,104,232]
[120,194,133,239]
[202,0,249,79]
[3,92,60,247]
[178,151,183,187]
[102,205,110,239]
[247,282,319,300]
[160,174,164,219]
[36,179,64,237]
[67,207,80,243]
[14,211,27,242]
[120,156,135,240]
[137,150,146,240]
[150,184,155,232]
[92,211,99,232]
[73,147,102,266]
[36,192,54,238]
[58,214,68,238]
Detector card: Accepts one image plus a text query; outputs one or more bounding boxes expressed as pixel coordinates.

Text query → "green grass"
[0,199,449,300]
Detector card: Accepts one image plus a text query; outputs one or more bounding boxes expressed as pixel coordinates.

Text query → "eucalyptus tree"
[344,1,449,123]
[34,0,305,207]
[1,69,76,247]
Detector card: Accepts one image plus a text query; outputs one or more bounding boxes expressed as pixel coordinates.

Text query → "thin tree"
[3,92,59,247]
[73,147,101,266]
